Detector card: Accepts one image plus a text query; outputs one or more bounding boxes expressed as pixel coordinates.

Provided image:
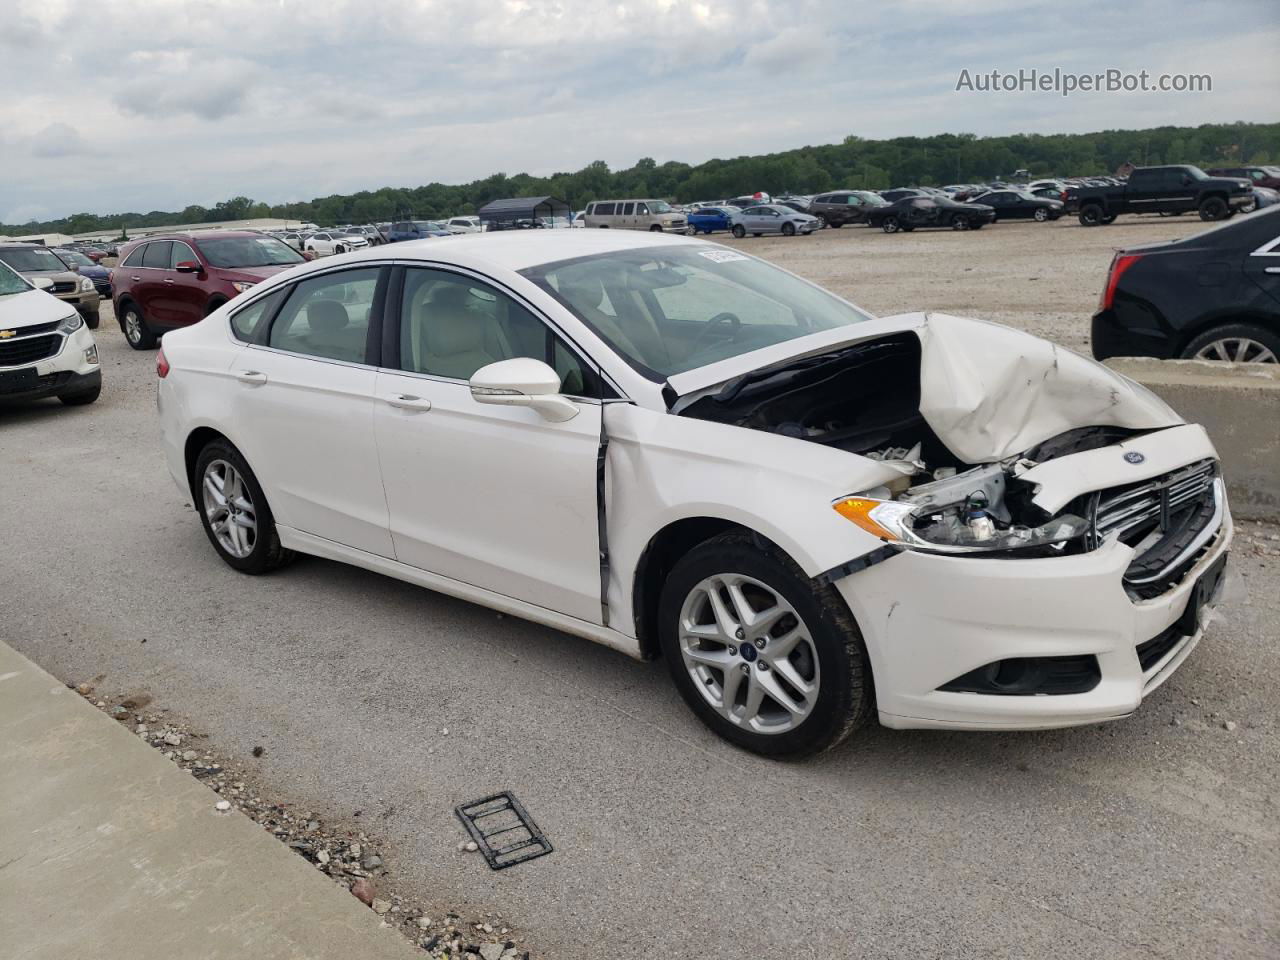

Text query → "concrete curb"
[1106,358,1280,522]
[0,642,419,960]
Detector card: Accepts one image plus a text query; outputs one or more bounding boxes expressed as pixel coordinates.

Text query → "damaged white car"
[157,231,1231,757]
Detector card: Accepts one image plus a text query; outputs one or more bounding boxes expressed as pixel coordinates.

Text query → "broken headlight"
[832,496,1088,555]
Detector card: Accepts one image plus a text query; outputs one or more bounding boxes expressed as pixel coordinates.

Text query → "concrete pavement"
[0,641,417,960]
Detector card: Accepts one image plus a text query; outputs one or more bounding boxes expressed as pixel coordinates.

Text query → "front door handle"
[384,394,432,412]
[1265,266,1280,274]
[130,276,141,281]
[236,370,268,385]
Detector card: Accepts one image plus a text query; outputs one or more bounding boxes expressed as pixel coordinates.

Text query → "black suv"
[808,191,887,228]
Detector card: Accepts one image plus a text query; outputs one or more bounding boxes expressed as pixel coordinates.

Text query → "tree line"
[7,121,1276,237]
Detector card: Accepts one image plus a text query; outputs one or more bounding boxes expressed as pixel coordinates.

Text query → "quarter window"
[142,241,173,269]
[622,202,635,215]
[268,268,380,363]
[229,288,286,343]
[398,268,597,396]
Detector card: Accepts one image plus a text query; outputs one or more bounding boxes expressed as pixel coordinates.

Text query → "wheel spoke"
[1233,339,1251,363]
[719,663,745,712]
[705,580,740,635]
[684,645,733,670]
[756,670,806,716]
[1209,341,1230,361]
[764,626,805,662]
[740,675,767,725]
[204,473,226,507]
[771,657,816,699]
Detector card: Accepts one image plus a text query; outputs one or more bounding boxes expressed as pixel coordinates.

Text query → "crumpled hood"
[667,311,1183,465]
[914,312,1182,462]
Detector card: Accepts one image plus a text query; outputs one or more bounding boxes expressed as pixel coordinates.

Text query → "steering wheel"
[691,312,741,350]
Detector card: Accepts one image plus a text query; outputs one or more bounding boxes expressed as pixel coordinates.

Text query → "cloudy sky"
[1,0,1276,223]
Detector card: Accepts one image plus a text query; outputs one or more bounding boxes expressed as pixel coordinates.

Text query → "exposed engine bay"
[676,334,1190,559]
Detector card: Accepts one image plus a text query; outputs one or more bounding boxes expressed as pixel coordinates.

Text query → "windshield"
[521,245,874,380]
[0,260,31,296]
[199,236,304,268]
[57,250,94,267]
[0,247,68,273]
[649,201,673,214]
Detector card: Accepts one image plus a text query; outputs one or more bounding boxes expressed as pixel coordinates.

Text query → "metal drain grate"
[455,792,553,870]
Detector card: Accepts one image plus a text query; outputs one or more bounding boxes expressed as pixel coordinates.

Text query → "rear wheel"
[1198,196,1228,221]
[1078,204,1105,226]
[881,217,901,234]
[194,439,294,575]
[120,301,157,350]
[1033,207,1049,222]
[1183,324,1280,364]
[951,216,970,231]
[658,533,873,758]
[731,224,746,238]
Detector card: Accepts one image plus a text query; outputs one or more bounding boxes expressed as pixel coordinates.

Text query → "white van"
[445,216,484,234]
[582,199,685,232]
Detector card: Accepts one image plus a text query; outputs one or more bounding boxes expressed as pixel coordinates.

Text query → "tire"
[1101,214,1117,224]
[881,217,900,234]
[59,383,101,406]
[193,439,295,575]
[335,244,346,254]
[951,217,970,231]
[970,222,985,230]
[830,221,843,228]
[1033,207,1049,222]
[205,299,227,317]
[1181,323,1280,364]
[649,224,664,233]
[900,223,915,232]
[781,222,796,237]
[815,215,827,228]
[119,301,157,350]
[658,532,873,758]
[1240,199,1258,214]
[1078,204,1105,226]
[731,225,746,238]
[752,233,761,237]
[83,308,100,329]
[1198,196,1228,222]
[685,225,697,236]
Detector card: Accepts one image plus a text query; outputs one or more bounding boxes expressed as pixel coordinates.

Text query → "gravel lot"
[4,218,1278,960]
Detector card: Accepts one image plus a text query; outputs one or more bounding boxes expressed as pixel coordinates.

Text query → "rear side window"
[122,245,147,267]
[268,268,381,363]
[595,202,615,215]
[229,288,286,343]
[622,202,635,215]
[142,241,173,269]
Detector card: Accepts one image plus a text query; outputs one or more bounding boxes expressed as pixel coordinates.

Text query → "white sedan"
[303,231,370,257]
[156,231,1231,757]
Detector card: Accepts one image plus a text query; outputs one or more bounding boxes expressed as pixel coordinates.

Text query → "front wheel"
[194,439,295,575]
[881,217,900,234]
[1033,207,1049,222]
[120,302,157,350]
[1078,204,1104,226]
[658,533,873,757]
[649,224,664,233]
[951,217,970,231]
[731,224,746,238]
[781,222,796,236]
[1198,196,1228,221]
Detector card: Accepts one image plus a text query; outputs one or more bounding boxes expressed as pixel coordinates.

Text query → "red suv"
[112,231,305,349]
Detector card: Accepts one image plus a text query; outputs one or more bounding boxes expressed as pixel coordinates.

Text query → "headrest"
[424,287,484,357]
[306,299,349,333]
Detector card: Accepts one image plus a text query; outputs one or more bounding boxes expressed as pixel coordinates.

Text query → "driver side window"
[398,268,598,397]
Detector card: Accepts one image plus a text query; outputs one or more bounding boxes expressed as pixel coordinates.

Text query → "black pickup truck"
[1065,165,1252,226]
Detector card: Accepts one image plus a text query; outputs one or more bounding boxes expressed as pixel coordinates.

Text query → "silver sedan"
[730,204,820,238]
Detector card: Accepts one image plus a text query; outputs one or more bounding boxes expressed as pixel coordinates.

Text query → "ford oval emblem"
[1124,451,1146,465]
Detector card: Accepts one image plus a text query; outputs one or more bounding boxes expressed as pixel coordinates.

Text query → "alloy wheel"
[1194,338,1278,364]
[1034,207,1049,221]
[678,574,819,734]
[124,309,142,344]
[202,459,258,559]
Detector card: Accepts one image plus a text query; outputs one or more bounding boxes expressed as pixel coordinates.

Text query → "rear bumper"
[1090,308,1176,360]
[835,503,1232,731]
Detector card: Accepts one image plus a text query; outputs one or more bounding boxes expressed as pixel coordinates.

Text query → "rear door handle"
[130,276,141,281]
[384,394,432,412]
[163,278,175,284]
[1265,266,1280,274]
[236,370,268,385]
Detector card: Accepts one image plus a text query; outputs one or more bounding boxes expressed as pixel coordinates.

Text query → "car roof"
[126,230,266,244]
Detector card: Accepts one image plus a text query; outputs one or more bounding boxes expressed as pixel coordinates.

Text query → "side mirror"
[32,276,54,291]
[175,260,201,273]
[469,357,578,423]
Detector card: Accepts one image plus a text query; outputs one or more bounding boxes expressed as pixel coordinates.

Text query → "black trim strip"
[814,544,903,585]
[596,392,611,626]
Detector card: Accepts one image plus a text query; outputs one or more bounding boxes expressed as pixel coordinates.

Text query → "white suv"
[445,216,483,234]
[0,262,101,406]
[303,231,370,257]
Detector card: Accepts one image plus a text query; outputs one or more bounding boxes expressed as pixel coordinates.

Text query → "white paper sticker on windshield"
[698,249,749,263]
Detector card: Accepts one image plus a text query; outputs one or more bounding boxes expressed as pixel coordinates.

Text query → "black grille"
[49,280,76,294]
[0,334,61,367]
[2,319,59,337]
[939,656,1101,695]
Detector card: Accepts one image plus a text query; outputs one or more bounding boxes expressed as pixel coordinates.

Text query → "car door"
[1245,229,1280,309]
[229,264,395,557]
[373,265,605,623]
[165,240,208,327]
[135,241,174,323]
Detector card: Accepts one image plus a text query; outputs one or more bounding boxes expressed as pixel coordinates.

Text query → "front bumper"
[0,324,101,402]
[835,507,1232,731]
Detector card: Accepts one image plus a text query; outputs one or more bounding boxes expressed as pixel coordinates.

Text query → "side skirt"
[276,526,645,661]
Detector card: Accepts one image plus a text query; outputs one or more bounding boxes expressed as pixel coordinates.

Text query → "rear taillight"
[1060,190,1069,202]
[156,346,170,378]
[1100,253,1142,311]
